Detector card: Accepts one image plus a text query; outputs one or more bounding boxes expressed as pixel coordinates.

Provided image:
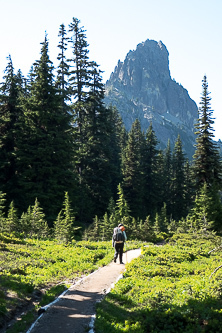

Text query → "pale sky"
[0,0,221,139]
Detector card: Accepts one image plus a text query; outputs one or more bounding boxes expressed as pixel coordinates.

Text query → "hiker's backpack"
[113,227,124,243]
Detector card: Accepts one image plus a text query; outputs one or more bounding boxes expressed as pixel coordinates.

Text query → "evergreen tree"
[68,17,92,103]
[122,119,145,218]
[28,198,49,239]
[143,123,160,217]
[15,69,26,96]
[115,183,130,222]
[20,206,32,237]
[177,217,190,233]
[106,106,126,199]
[0,192,6,230]
[155,150,165,212]
[162,140,173,213]
[107,197,116,217]
[153,212,161,235]
[183,159,195,216]
[171,135,186,220]
[159,202,168,232]
[167,217,179,234]
[87,215,101,241]
[54,192,78,243]
[68,18,91,188]
[5,201,19,233]
[68,18,115,221]
[193,76,222,190]
[18,199,48,238]
[0,56,24,208]
[80,65,113,218]
[190,183,214,232]
[208,183,222,231]
[140,215,154,242]
[17,35,76,222]
[101,212,111,241]
[56,23,70,110]
[109,212,118,233]
[25,66,35,97]
[130,217,143,240]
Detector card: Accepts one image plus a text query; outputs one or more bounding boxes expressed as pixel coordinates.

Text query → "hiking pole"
[125,242,128,264]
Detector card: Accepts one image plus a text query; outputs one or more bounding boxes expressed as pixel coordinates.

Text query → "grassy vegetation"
[0,233,141,332]
[95,233,222,332]
[3,231,222,333]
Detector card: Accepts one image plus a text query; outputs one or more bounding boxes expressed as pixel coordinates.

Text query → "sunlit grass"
[95,233,222,332]
[0,234,141,332]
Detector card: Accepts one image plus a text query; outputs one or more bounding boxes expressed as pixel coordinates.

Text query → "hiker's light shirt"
[122,231,127,241]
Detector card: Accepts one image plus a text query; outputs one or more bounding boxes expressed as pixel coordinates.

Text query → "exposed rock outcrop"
[104,39,198,158]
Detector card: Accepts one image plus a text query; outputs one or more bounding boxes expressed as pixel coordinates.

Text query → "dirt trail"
[28,248,141,333]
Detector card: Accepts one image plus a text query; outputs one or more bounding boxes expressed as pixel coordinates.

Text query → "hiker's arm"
[123,231,127,241]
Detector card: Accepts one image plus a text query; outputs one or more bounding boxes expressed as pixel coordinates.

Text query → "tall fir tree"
[68,18,114,221]
[122,119,145,218]
[155,150,165,212]
[162,140,173,213]
[68,18,98,220]
[56,23,70,111]
[0,56,26,209]
[193,76,222,190]
[171,135,186,220]
[143,123,160,218]
[183,159,195,216]
[17,35,76,223]
[68,17,92,103]
[107,106,126,200]
[81,65,113,218]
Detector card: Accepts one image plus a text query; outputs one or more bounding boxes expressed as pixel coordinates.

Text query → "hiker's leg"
[114,243,118,262]
[119,243,124,263]
[115,244,121,262]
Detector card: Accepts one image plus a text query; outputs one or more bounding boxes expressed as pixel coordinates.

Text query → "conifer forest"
[0,17,222,241]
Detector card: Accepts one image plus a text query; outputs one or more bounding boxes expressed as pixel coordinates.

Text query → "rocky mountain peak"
[105,39,198,158]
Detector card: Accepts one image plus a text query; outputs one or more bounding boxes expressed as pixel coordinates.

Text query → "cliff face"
[104,39,198,158]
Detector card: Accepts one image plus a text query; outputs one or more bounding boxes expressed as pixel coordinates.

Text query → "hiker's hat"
[118,223,123,227]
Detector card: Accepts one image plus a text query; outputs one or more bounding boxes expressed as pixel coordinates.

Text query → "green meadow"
[0,233,140,332]
[1,232,222,332]
[95,233,222,333]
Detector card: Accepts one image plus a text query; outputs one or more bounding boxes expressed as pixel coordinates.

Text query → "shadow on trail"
[29,248,142,333]
[30,289,104,333]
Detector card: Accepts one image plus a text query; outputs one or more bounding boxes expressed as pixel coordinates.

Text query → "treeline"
[0,17,222,240]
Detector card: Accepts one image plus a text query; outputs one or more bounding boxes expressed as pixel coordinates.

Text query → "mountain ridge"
[104,39,198,158]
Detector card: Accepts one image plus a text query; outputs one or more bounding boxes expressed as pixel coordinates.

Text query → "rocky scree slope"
[104,39,198,158]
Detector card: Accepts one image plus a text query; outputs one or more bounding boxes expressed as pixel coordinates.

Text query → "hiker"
[112,223,127,264]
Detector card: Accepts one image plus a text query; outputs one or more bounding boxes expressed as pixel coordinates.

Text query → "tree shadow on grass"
[0,273,34,295]
[0,273,35,331]
[95,293,222,333]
